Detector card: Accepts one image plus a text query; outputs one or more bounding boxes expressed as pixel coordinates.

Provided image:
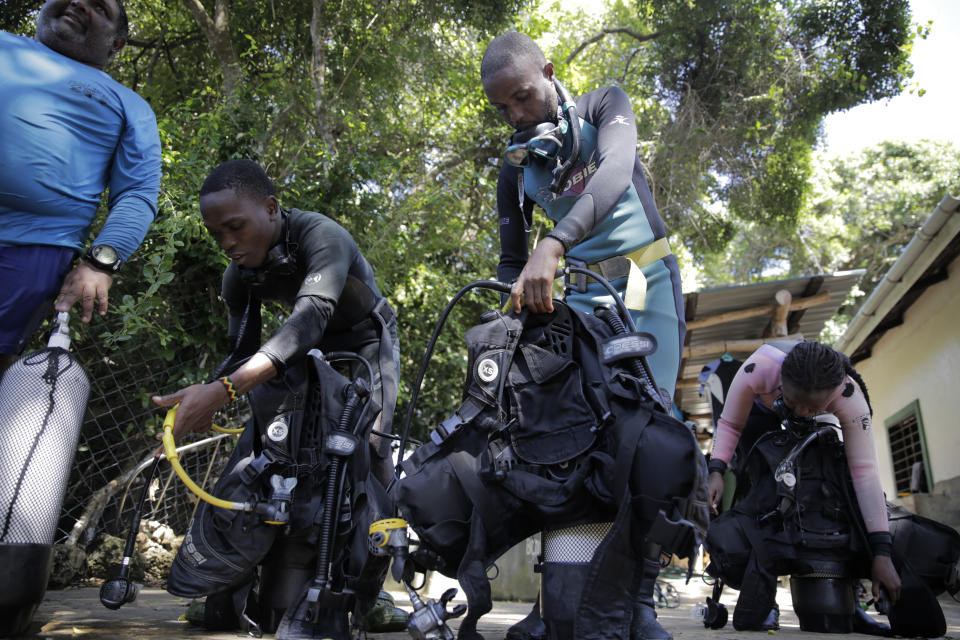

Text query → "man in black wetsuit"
[154,159,404,633]
[155,159,398,482]
[481,32,686,640]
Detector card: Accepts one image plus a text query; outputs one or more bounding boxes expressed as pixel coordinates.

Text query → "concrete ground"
[12,574,960,639]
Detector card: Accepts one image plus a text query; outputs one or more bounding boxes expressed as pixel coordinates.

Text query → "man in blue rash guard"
[0,0,162,372]
[481,32,686,640]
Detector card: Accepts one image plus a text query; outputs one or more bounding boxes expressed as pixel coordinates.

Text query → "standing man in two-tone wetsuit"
[481,31,686,640]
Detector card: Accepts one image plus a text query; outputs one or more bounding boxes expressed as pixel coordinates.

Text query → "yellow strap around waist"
[587,238,671,312]
[625,237,672,270]
[585,237,672,277]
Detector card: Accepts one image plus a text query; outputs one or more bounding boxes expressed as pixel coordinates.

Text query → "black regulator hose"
[594,304,663,411]
[550,77,582,195]
[315,381,368,590]
[396,278,512,473]
[100,455,162,609]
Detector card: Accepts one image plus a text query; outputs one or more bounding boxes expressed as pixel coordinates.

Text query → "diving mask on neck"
[773,395,817,432]
[504,119,568,168]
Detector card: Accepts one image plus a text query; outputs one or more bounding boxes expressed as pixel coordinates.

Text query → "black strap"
[613,406,652,502]
[448,450,507,546]
[430,396,485,446]
[645,509,698,559]
[573,490,636,639]
[370,298,399,435]
[212,293,261,380]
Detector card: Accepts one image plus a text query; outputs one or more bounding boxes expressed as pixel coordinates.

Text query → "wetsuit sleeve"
[551,86,638,247]
[496,163,533,284]
[92,98,161,263]
[711,348,779,463]
[258,295,336,372]
[830,380,889,534]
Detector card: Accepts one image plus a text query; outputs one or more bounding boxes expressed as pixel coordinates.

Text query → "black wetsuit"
[221,208,399,447]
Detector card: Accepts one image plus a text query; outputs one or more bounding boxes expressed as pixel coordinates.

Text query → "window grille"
[886,401,930,494]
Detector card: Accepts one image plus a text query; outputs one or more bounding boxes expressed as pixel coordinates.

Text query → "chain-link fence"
[46,284,248,546]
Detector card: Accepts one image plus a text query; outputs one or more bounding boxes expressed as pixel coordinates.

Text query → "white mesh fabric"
[541,521,612,563]
[0,349,89,544]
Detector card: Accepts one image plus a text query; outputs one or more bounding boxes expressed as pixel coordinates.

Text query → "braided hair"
[781,341,873,415]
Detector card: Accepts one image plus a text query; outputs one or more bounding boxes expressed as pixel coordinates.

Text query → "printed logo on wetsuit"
[855,414,872,431]
[535,149,600,202]
[305,272,322,284]
[609,115,631,126]
[69,81,109,106]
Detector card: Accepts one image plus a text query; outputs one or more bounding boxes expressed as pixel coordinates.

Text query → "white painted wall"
[853,252,960,495]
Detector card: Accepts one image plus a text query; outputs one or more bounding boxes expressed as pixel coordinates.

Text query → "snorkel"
[549,77,582,194]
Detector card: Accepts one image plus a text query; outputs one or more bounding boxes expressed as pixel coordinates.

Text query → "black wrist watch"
[83,244,122,273]
[708,458,728,475]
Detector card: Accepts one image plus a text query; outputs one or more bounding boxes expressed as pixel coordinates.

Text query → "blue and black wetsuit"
[496,85,685,398]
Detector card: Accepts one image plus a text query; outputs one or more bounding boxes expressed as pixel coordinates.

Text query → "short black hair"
[114,0,129,41]
[200,159,276,202]
[480,31,546,81]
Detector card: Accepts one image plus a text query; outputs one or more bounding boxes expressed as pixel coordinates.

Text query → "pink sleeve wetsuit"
[710,344,888,533]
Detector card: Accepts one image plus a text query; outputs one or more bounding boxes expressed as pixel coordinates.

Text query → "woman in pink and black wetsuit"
[705,340,901,630]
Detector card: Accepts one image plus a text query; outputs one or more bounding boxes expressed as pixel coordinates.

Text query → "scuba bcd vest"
[167,351,392,627]
[397,301,708,640]
[706,416,870,588]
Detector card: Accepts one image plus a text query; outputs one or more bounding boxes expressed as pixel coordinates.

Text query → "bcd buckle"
[563,256,589,294]
[431,413,465,446]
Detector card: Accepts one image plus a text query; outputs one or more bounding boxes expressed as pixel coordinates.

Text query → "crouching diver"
[703,341,960,638]
[152,160,406,637]
[479,31,687,640]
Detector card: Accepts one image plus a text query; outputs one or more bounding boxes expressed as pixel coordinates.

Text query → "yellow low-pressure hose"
[211,423,245,435]
[162,406,252,512]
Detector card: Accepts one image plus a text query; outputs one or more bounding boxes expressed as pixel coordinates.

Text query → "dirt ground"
[12,573,960,640]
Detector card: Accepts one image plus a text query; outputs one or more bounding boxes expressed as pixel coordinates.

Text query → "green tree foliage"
[44,0,526,443]
[8,0,921,444]
[694,140,960,335]
[545,0,914,256]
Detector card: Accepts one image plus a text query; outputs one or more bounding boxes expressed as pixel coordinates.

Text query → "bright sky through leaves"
[820,0,960,156]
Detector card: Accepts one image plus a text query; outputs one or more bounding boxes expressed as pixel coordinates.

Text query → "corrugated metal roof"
[675,270,865,443]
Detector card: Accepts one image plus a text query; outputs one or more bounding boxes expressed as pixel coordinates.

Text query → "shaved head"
[481,31,547,81]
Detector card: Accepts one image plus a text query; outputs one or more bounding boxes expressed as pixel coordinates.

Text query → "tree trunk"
[310,0,337,152]
[181,0,242,104]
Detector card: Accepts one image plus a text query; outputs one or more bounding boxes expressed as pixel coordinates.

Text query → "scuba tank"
[0,312,90,637]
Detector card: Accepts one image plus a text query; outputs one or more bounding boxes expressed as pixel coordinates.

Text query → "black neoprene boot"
[851,606,894,637]
[732,569,778,631]
[505,594,547,640]
[631,546,672,640]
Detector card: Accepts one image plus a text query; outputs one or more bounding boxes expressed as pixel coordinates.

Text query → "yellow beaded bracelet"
[218,376,238,403]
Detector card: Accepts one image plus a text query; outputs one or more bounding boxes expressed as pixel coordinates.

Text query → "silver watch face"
[92,245,118,265]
